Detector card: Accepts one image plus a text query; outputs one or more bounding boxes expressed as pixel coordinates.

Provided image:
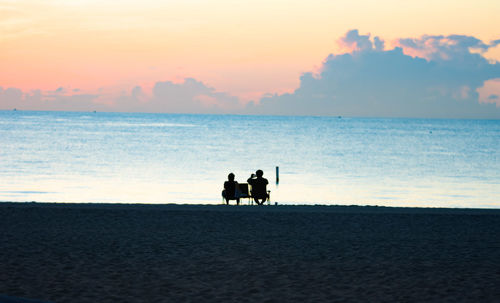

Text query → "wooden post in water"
[276,166,279,184]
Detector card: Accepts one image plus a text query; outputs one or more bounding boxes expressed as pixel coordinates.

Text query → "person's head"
[228,173,235,181]
[256,170,263,177]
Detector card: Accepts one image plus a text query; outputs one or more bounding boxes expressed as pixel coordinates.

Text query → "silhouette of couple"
[222,170,269,205]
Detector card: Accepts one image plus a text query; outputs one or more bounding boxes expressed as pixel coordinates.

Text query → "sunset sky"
[1,0,500,117]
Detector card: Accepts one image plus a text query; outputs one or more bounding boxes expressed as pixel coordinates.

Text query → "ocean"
[0,110,499,208]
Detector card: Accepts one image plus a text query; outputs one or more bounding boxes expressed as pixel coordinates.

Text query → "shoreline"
[2,201,500,214]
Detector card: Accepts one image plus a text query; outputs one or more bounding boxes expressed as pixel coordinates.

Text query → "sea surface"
[0,110,499,208]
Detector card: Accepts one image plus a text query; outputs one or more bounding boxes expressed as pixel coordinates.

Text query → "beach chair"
[222,183,252,204]
[241,183,271,205]
[237,183,252,204]
[248,184,271,205]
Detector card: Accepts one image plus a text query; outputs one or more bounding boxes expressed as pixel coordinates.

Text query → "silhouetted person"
[247,169,268,205]
[222,173,240,205]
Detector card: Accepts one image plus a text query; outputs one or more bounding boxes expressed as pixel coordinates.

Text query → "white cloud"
[253,30,500,118]
[338,29,385,52]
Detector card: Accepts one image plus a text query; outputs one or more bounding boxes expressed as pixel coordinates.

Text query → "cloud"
[149,78,242,113]
[0,86,102,111]
[114,78,242,114]
[478,79,500,107]
[254,30,500,118]
[396,34,500,63]
[1,78,243,114]
[338,29,384,52]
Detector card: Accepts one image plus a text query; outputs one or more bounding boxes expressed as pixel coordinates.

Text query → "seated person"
[222,173,240,205]
[247,169,269,205]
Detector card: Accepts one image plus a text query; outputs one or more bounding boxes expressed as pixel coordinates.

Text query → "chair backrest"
[237,183,250,198]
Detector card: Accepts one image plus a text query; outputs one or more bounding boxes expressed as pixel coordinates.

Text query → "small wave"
[99,122,198,128]
[1,191,54,194]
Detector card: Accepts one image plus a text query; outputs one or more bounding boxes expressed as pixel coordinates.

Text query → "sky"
[1,0,500,118]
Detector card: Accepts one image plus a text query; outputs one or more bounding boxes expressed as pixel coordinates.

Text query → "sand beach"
[1,202,500,302]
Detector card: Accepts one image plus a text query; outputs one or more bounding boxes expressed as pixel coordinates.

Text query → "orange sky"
[1,0,500,102]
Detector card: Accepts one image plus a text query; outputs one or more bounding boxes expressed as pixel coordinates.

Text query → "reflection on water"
[0,111,499,208]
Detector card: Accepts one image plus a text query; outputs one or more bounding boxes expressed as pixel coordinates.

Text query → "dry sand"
[1,202,500,302]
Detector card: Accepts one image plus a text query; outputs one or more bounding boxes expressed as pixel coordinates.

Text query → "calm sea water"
[0,110,499,208]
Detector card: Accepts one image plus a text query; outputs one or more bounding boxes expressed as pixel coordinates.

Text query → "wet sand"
[1,202,500,302]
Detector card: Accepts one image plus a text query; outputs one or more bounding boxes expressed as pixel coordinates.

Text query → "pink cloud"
[337,29,385,53]
[478,78,500,107]
[395,35,500,61]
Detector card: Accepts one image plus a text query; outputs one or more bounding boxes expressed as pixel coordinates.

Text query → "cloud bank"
[1,78,240,114]
[114,78,241,114]
[254,30,500,118]
[0,87,101,112]
[2,30,500,118]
